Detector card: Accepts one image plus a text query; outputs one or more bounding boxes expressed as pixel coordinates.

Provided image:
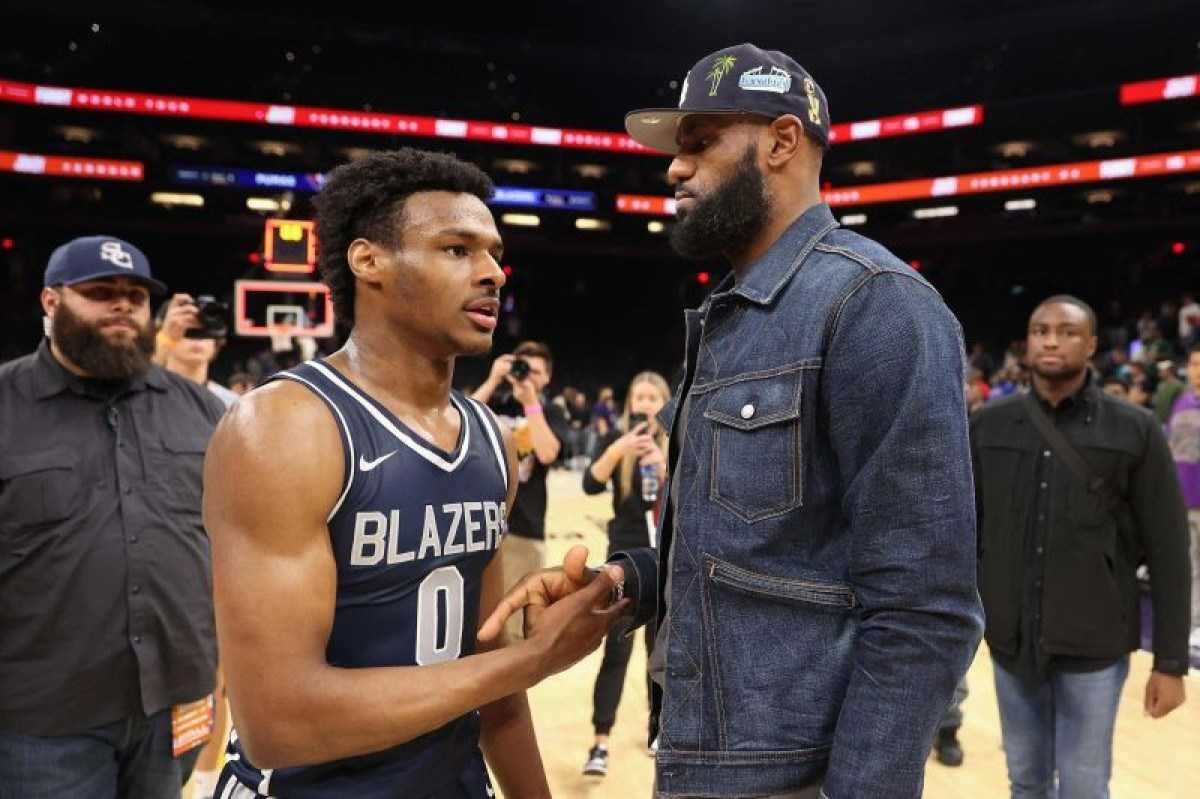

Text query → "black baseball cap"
[626,43,831,154]
[44,235,167,295]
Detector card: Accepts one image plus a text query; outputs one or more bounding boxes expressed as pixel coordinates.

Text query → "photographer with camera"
[472,341,570,640]
[0,236,224,798]
[154,294,238,408]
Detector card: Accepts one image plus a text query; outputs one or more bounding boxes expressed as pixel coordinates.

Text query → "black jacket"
[972,380,1191,676]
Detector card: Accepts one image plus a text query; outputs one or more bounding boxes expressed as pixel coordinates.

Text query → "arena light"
[1120,73,1199,106]
[1004,198,1037,211]
[912,205,958,219]
[574,217,611,231]
[647,220,665,233]
[150,191,204,207]
[246,197,281,212]
[0,150,143,181]
[840,213,868,226]
[0,77,983,156]
[500,213,540,227]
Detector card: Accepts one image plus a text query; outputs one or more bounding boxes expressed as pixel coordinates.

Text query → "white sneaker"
[582,745,608,777]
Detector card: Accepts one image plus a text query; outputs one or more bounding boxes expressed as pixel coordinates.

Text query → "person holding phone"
[579,372,671,778]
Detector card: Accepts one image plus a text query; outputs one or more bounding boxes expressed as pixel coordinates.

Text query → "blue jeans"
[0,710,199,799]
[992,656,1130,799]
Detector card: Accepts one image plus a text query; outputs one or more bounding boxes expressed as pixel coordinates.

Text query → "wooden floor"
[189,469,1200,797]
[524,470,1200,799]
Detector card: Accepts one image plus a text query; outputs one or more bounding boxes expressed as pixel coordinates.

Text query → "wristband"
[523,404,543,416]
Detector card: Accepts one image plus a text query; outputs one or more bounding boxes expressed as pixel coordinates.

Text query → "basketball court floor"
[189,469,1199,798]
[524,471,1200,799]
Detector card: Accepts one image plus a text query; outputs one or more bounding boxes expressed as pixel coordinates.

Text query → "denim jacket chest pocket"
[702,367,805,523]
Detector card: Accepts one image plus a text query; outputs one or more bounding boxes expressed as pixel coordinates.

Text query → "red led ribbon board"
[822,149,1200,207]
[619,148,1200,213]
[0,78,653,155]
[234,279,334,338]
[0,78,984,154]
[263,219,316,274]
[0,149,143,180]
[827,105,983,143]
[1120,74,1199,106]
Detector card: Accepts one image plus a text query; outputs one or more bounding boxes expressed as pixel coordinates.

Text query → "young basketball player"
[203,149,624,798]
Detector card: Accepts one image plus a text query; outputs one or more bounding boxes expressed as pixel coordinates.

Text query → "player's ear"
[347,239,385,287]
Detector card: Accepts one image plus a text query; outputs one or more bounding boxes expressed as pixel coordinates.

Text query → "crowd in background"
[966,290,1200,419]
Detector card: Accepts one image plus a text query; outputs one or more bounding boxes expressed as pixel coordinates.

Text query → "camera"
[185,295,229,339]
[509,357,531,381]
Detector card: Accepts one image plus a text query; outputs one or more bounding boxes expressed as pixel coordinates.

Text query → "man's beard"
[669,143,771,261]
[52,301,155,381]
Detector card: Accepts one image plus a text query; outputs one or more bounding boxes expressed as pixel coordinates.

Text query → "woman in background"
[579,372,670,779]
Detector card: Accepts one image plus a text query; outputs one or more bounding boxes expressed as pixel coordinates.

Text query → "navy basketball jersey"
[220,359,508,799]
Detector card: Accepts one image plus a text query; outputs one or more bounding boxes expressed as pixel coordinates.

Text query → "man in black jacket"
[973,295,1190,798]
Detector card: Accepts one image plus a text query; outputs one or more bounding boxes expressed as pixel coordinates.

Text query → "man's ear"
[764,114,805,169]
[347,239,386,287]
[41,286,61,319]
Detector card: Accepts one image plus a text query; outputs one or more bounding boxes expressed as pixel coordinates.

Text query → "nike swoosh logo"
[359,450,399,472]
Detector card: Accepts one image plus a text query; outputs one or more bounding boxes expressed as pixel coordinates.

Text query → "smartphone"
[628,412,649,432]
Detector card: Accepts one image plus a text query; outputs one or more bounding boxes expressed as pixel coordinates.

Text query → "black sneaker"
[582,745,609,777]
[934,728,964,767]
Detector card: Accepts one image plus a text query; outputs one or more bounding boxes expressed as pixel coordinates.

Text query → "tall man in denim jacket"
[481,44,983,798]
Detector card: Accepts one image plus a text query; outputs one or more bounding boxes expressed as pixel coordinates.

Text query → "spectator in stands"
[580,371,671,778]
[1002,339,1027,373]
[973,295,1190,798]
[1158,300,1180,348]
[472,341,569,640]
[1164,342,1200,656]
[1179,293,1200,348]
[569,389,593,468]
[1141,320,1175,365]
[1154,360,1186,424]
[592,386,618,437]
[1101,374,1131,400]
[989,365,1024,400]
[969,342,995,380]
[0,236,222,796]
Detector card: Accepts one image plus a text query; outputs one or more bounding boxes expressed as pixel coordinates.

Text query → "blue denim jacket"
[616,204,984,798]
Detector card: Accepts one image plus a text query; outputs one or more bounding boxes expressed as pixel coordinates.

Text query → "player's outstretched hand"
[477,545,624,643]
[522,565,629,677]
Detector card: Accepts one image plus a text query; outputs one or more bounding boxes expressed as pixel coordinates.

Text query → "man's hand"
[521,567,629,677]
[506,373,540,408]
[160,293,200,342]
[478,545,624,642]
[486,354,515,387]
[1144,671,1186,718]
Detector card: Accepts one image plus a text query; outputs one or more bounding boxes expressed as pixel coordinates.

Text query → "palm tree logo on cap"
[707,55,737,97]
